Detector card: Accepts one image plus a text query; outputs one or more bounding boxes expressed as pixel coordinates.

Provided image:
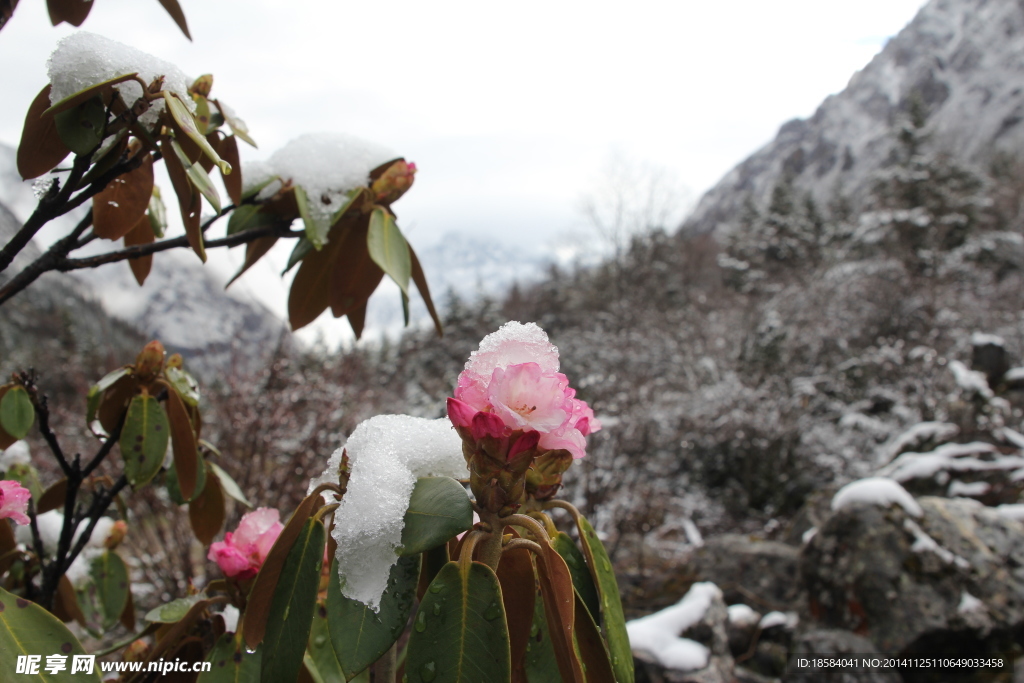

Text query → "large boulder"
[801,495,1024,658]
[690,534,801,611]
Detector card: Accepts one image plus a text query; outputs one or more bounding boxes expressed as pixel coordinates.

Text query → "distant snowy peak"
[683,0,1024,236]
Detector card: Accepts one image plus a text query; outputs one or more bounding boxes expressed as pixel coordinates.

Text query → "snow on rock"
[0,441,31,470]
[682,518,704,547]
[878,441,1003,482]
[831,477,923,517]
[1004,367,1024,384]
[315,415,465,610]
[758,611,798,630]
[996,504,1024,521]
[958,591,985,614]
[727,604,760,628]
[947,480,990,498]
[263,133,397,238]
[47,32,194,129]
[971,332,1005,348]
[877,421,959,464]
[626,582,720,672]
[802,526,818,544]
[903,518,971,570]
[949,360,994,399]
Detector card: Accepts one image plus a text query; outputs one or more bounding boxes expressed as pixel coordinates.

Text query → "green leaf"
[214,99,257,148]
[53,94,106,155]
[227,204,270,236]
[572,590,616,683]
[170,138,221,214]
[330,188,363,225]
[261,519,326,683]
[148,186,168,238]
[241,175,277,201]
[399,477,473,556]
[164,93,231,174]
[283,237,315,275]
[198,633,262,682]
[0,386,34,440]
[552,532,600,628]
[576,515,633,683]
[145,594,206,623]
[78,550,130,634]
[367,207,411,295]
[328,555,420,680]
[166,454,207,504]
[308,603,346,683]
[164,366,200,406]
[0,587,101,682]
[407,561,511,683]
[295,185,329,250]
[209,462,250,507]
[524,589,561,683]
[119,393,169,488]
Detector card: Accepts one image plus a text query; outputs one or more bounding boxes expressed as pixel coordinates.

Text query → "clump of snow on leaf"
[311,415,464,610]
[264,133,397,236]
[831,477,923,517]
[626,581,719,672]
[47,32,194,129]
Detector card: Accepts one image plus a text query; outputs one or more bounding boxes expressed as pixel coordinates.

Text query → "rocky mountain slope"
[684,0,1024,238]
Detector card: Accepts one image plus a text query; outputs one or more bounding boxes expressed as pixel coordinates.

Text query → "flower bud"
[134,340,166,384]
[371,160,416,205]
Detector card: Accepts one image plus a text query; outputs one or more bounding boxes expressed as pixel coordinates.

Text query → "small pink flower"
[0,480,31,526]
[207,508,283,580]
[487,364,571,433]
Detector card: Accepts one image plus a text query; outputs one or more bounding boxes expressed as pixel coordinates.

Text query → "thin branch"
[58,224,302,271]
[81,412,126,479]
[30,387,74,478]
[0,209,95,307]
[503,538,543,555]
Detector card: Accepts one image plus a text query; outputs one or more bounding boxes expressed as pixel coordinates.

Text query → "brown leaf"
[53,574,87,626]
[17,85,70,180]
[328,215,383,318]
[124,214,156,286]
[0,518,16,555]
[410,247,442,337]
[36,478,67,514]
[574,591,616,683]
[218,134,242,205]
[287,218,346,331]
[188,464,224,545]
[536,541,585,683]
[156,0,192,40]
[227,235,278,287]
[163,638,204,683]
[162,136,205,261]
[46,0,91,26]
[165,385,198,501]
[119,585,137,632]
[242,492,324,650]
[347,301,367,339]
[93,153,154,240]
[496,538,536,679]
[97,374,139,435]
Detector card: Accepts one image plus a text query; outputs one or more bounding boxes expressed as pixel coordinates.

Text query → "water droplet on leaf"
[415,610,427,632]
[420,661,437,682]
[483,602,502,621]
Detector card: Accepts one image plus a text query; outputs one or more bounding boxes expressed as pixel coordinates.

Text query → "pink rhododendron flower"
[0,480,31,526]
[449,322,600,460]
[207,508,283,580]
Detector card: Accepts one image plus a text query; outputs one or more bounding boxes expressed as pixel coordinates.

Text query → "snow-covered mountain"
[683,0,1024,236]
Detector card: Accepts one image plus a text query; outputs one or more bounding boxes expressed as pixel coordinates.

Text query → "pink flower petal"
[488,364,570,433]
[539,428,587,460]
[0,480,31,526]
[447,397,477,429]
[471,411,506,440]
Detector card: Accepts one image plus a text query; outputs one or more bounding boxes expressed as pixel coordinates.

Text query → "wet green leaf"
[164,93,231,174]
[0,386,34,440]
[166,454,207,505]
[367,207,411,295]
[144,594,205,624]
[328,555,420,680]
[575,515,633,683]
[164,366,199,406]
[399,477,473,556]
[198,633,262,682]
[524,590,560,683]
[407,561,511,683]
[170,138,221,214]
[261,519,326,683]
[78,550,130,634]
[552,532,600,628]
[119,393,169,488]
[148,186,168,238]
[295,185,328,249]
[308,604,346,683]
[0,587,101,682]
[54,95,106,155]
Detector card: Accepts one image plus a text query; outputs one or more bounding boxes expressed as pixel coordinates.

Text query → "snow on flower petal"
[0,480,31,525]
[463,321,560,378]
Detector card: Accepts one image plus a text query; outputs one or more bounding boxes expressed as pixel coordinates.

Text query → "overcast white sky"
[0,0,928,339]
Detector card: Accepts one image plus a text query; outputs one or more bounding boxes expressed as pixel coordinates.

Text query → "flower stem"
[475,510,505,570]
